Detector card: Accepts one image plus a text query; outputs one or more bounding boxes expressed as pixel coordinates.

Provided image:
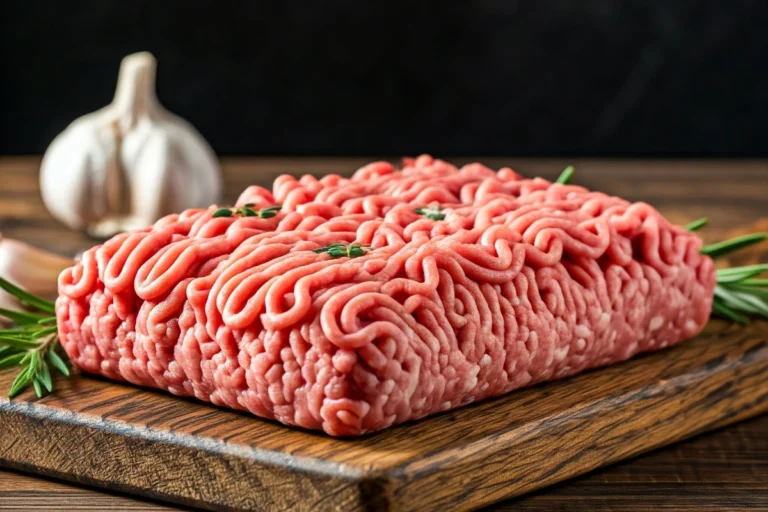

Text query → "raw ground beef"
[56,155,716,436]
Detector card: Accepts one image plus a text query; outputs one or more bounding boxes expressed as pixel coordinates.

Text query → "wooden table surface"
[0,156,766,511]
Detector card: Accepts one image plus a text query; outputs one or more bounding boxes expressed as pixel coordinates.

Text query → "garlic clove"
[40,51,222,238]
[40,123,115,231]
[0,236,72,324]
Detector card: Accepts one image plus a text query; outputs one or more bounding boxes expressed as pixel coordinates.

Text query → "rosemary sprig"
[415,205,446,221]
[213,204,282,219]
[700,231,768,324]
[312,243,370,258]
[0,278,70,398]
[555,165,575,185]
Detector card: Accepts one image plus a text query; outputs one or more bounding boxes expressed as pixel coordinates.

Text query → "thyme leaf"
[212,205,282,219]
[415,205,446,221]
[313,243,370,258]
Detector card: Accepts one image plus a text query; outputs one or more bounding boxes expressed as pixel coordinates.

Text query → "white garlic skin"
[40,52,222,237]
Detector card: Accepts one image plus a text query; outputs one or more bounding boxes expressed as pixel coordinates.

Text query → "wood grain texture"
[0,469,181,511]
[0,157,767,511]
[4,414,767,512]
[500,414,768,511]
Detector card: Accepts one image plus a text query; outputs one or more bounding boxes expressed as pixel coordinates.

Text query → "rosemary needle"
[555,165,575,185]
[0,279,55,314]
[685,217,709,232]
[701,232,768,259]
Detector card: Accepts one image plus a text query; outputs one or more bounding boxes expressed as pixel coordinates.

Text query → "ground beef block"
[56,155,716,436]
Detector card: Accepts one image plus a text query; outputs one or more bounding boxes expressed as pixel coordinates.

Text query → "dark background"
[2,1,767,157]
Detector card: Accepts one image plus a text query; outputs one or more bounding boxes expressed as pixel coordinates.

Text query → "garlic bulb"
[40,52,222,237]
[0,236,72,325]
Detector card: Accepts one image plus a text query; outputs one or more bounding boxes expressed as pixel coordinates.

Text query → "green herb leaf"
[9,364,33,398]
[717,264,768,277]
[715,285,767,318]
[32,377,44,398]
[30,349,40,369]
[0,345,20,359]
[315,243,369,258]
[212,208,233,218]
[0,307,48,325]
[0,280,71,398]
[716,266,767,284]
[685,217,709,232]
[348,246,365,257]
[728,290,768,318]
[730,285,768,300]
[31,326,58,338]
[738,278,768,287]
[47,350,70,377]
[38,361,53,392]
[328,247,347,257]
[0,327,37,339]
[231,205,282,218]
[0,335,40,350]
[701,233,768,259]
[0,352,25,370]
[555,165,575,185]
[0,278,55,314]
[711,300,748,324]
[313,243,344,254]
[415,205,446,221]
[703,231,767,324]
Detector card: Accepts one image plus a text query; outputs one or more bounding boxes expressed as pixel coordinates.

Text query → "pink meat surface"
[56,156,716,436]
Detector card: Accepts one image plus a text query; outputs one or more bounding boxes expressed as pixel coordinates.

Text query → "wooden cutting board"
[1,159,768,511]
[0,319,766,512]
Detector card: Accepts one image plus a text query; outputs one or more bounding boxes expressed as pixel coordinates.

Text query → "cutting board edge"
[0,397,370,479]
[0,401,391,511]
